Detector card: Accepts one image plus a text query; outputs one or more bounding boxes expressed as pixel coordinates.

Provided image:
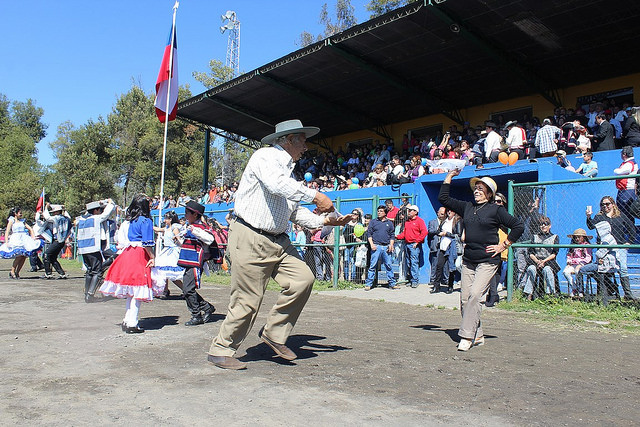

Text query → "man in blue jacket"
[365,205,397,291]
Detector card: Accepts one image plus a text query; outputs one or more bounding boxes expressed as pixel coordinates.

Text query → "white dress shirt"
[234,144,325,234]
[484,130,502,158]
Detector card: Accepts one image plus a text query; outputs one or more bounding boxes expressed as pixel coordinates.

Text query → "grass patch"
[202,272,367,292]
[499,289,640,332]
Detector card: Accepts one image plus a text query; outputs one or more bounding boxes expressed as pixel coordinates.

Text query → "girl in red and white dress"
[99,194,161,333]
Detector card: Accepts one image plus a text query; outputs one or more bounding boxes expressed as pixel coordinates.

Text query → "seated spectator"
[574,122,591,154]
[367,164,387,187]
[523,216,560,300]
[563,229,592,298]
[555,150,575,172]
[177,191,191,207]
[579,221,619,301]
[575,151,598,177]
[408,155,426,182]
[586,196,636,300]
[459,140,475,165]
[484,122,503,162]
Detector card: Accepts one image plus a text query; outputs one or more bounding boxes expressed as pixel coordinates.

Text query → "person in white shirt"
[483,122,503,162]
[504,120,526,160]
[208,119,355,370]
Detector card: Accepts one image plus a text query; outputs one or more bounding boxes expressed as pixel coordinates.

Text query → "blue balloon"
[421,158,427,166]
[352,177,359,184]
[304,172,313,182]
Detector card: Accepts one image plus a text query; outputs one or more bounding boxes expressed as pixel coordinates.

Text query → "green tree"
[49,119,117,216]
[0,94,46,219]
[366,0,414,18]
[192,59,236,89]
[11,99,48,143]
[191,61,252,187]
[298,0,358,47]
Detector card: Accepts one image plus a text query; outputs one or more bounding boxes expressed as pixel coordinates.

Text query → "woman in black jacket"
[622,107,640,147]
[439,169,524,351]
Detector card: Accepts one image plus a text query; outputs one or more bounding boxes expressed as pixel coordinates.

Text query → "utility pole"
[219,11,241,186]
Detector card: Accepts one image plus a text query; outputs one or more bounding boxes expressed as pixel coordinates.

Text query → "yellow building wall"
[325,72,640,153]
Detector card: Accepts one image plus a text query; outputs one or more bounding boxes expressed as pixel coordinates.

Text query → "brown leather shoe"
[207,354,247,370]
[258,327,297,361]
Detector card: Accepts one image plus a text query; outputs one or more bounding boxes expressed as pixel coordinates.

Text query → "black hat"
[185,200,204,215]
[485,121,497,129]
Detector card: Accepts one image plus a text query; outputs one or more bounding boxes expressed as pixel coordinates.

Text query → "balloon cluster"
[498,152,519,166]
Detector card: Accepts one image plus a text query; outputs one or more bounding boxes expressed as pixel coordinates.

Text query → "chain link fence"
[294,194,415,288]
[507,174,640,303]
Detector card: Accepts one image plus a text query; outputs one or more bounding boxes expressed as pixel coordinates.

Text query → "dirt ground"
[1,260,639,426]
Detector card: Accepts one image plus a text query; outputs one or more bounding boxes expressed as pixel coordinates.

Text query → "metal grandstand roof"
[178,0,640,147]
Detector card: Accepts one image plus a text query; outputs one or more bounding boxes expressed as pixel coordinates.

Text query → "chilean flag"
[36,187,45,212]
[154,24,178,123]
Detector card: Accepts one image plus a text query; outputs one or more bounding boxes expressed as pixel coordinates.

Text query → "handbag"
[354,245,367,268]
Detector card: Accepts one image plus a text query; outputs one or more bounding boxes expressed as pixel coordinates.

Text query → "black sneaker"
[185,316,204,326]
[202,305,216,323]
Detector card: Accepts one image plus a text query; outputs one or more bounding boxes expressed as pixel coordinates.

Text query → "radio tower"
[219,11,240,186]
[220,11,240,77]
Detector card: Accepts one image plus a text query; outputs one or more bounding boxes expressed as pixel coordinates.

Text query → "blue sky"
[3,0,371,166]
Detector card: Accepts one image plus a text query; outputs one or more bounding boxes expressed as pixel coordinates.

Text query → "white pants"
[124,296,141,327]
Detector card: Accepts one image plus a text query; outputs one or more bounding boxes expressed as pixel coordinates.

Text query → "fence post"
[333,197,341,289]
[507,180,514,302]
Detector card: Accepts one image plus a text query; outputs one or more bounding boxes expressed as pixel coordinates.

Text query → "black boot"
[620,276,636,301]
[446,273,455,294]
[85,275,101,303]
[83,275,92,302]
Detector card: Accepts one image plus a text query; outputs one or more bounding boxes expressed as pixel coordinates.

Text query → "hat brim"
[261,126,320,145]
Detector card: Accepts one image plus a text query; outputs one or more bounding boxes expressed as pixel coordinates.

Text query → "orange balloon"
[221,260,228,271]
[498,151,509,165]
[508,151,519,165]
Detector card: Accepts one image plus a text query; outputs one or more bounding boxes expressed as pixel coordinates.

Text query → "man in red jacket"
[396,205,428,288]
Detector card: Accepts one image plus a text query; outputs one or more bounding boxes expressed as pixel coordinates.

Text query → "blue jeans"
[617,189,637,221]
[524,264,555,295]
[614,248,628,278]
[405,244,421,286]
[366,245,395,287]
[395,241,406,282]
[343,246,355,281]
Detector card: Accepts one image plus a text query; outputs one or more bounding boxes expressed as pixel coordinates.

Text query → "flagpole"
[158,0,179,229]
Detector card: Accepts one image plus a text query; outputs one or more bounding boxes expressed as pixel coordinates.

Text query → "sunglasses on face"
[601,202,612,206]
[540,222,550,226]
[495,200,504,204]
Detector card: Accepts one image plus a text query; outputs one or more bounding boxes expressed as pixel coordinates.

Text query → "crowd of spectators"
[151,183,240,210]
[149,101,639,204]
[289,101,640,191]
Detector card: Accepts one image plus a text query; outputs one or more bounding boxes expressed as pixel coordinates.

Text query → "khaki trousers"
[209,220,315,357]
[459,260,498,340]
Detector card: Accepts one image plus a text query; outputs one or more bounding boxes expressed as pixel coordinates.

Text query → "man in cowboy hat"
[207,119,355,370]
[76,198,116,302]
[41,203,72,279]
[504,120,526,160]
